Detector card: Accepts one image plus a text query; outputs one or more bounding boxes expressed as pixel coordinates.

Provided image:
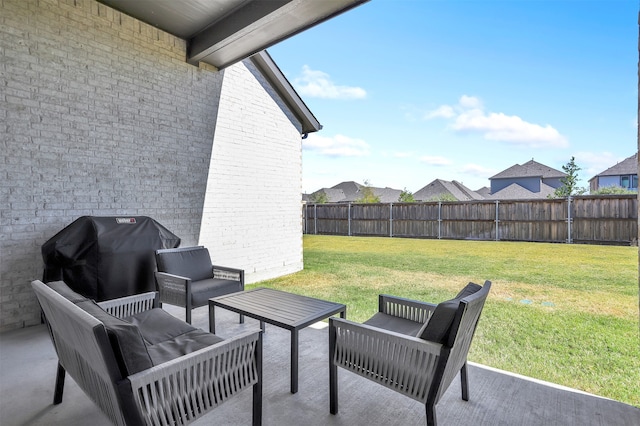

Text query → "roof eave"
[250,50,322,135]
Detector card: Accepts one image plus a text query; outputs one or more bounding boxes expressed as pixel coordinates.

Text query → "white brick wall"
[1,0,308,331]
[198,61,304,283]
[1,0,223,331]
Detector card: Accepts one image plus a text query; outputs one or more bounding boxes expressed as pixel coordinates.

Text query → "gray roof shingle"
[590,153,637,179]
[485,182,556,200]
[491,160,566,180]
[414,179,483,201]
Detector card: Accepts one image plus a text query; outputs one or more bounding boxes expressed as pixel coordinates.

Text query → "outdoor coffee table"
[209,287,346,394]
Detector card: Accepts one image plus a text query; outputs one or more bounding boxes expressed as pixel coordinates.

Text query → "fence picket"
[302,195,638,245]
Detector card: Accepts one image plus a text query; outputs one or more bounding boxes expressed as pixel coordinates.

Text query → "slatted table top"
[209,287,346,331]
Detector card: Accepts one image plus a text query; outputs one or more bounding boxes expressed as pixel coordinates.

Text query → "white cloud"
[419,155,452,166]
[461,163,498,177]
[459,95,482,109]
[424,105,455,119]
[303,134,370,157]
[574,151,625,177]
[425,95,568,148]
[294,65,367,100]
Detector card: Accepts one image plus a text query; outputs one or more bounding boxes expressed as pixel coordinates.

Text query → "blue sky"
[268,0,637,194]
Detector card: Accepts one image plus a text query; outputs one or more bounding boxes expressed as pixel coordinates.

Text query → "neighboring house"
[486,160,567,199]
[1,0,366,331]
[306,181,402,203]
[588,153,638,193]
[413,179,484,202]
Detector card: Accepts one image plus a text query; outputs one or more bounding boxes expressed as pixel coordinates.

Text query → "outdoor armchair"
[329,280,491,426]
[32,280,262,426]
[155,246,244,324]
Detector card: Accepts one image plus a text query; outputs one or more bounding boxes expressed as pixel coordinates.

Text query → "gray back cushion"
[75,300,153,377]
[156,247,212,281]
[417,282,482,345]
[45,280,153,376]
[46,280,88,303]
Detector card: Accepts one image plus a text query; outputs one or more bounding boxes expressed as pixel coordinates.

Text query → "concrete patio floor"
[1,304,638,426]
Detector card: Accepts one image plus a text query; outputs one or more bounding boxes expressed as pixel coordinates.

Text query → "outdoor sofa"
[31,280,262,426]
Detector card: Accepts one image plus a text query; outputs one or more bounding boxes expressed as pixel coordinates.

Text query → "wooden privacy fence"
[303,195,638,245]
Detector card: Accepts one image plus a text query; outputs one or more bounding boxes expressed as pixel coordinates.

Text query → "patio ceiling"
[97,0,369,70]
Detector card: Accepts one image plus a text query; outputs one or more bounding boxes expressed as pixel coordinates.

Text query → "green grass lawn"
[255,235,640,407]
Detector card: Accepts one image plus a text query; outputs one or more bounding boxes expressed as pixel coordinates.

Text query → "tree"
[552,157,587,198]
[355,179,380,203]
[308,191,329,204]
[398,188,415,203]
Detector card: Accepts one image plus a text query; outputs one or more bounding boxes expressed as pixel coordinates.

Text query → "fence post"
[348,203,351,236]
[390,203,393,237]
[438,201,442,239]
[495,200,500,241]
[314,204,317,235]
[567,196,573,244]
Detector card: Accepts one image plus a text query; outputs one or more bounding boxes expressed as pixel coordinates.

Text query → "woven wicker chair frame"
[32,280,262,426]
[329,281,491,426]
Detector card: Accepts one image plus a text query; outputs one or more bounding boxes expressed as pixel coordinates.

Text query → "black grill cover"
[42,216,180,301]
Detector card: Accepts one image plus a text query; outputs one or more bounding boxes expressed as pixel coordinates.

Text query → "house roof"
[589,153,638,181]
[475,187,492,198]
[331,181,363,200]
[414,179,483,201]
[97,0,369,70]
[485,182,556,200]
[306,181,403,203]
[491,160,566,180]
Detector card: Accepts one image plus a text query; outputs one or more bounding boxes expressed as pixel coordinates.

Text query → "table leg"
[340,308,346,319]
[209,304,215,334]
[291,329,298,394]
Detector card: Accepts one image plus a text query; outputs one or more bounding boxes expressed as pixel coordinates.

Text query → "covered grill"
[42,216,180,301]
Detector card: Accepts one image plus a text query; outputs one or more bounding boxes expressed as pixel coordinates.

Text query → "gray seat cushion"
[156,247,213,281]
[417,282,483,345]
[126,308,196,345]
[145,329,225,366]
[127,308,224,365]
[190,278,243,307]
[364,312,424,336]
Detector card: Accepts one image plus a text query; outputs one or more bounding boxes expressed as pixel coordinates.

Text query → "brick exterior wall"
[198,60,304,283]
[0,0,219,331]
[1,0,307,332]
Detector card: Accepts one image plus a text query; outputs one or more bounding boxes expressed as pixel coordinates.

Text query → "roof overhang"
[97,0,369,70]
[250,50,321,134]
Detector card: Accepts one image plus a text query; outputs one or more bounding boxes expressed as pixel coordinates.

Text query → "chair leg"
[185,308,192,324]
[329,322,338,414]
[460,362,469,401]
[53,363,65,404]
[240,314,245,324]
[252,334,263,426]
[425,402,437,426]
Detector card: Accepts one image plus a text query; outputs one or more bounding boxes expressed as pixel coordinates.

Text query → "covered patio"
[1,305,637,426]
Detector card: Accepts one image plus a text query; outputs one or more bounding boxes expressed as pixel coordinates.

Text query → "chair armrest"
[126,329,262,425]
[212,265,244,285]
[155,271,192,306]
[98,291,158,318]
[378,294,436,323]
[330,317,442,402]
